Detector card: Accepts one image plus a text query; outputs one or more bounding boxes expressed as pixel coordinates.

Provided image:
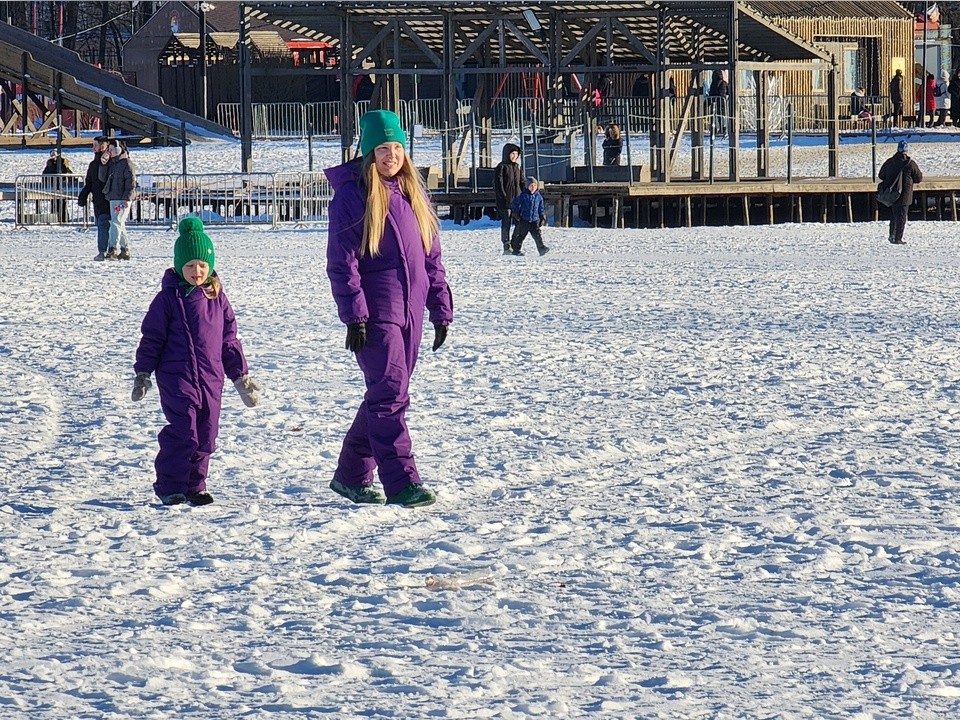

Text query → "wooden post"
[826,56,839,177]
[239,2,253,172]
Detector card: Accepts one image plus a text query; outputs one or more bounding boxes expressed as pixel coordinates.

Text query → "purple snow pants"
[335,320,422,496]
[153,388,220,498]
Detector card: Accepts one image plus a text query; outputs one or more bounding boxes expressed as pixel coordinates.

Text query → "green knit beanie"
[359,109,406,157]
[174,216,215,276]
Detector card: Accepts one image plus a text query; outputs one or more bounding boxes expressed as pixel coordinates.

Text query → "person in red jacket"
[918,72,936,127]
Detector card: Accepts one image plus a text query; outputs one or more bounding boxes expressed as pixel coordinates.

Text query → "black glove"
[131,372,152,402]
[345,322,367,353]
[511,212,520,222]
[432,323,448,352]
[539,216,546,227]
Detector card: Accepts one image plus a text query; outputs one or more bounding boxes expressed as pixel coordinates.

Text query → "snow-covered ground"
[3,133,960,719]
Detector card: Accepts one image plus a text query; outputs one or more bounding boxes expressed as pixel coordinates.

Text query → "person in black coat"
[42,151,73,223]
[708,69,729,135]
[77,136,111,260]
[878,141,923,245]
[889,69,904,127]
[948,67,960,127]
[493,142,523,254]
[602,124,622,166]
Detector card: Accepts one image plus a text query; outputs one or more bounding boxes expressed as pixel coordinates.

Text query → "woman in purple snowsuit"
[326,109,453,508]
[132,217,261,506]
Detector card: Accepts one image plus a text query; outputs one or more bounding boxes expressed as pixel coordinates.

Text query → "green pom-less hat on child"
[359,109,406,157]
[174,216,215,276]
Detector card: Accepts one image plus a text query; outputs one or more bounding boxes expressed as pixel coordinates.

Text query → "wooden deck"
[0,135,93,149]
[435,176,960,228]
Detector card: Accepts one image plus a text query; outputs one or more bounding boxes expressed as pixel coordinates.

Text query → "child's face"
[181,260,210,286]
[527,182,538,193]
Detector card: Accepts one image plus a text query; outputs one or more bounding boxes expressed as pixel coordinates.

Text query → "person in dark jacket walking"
[77,136,111,260]
[509,176,549,256]
[878,141,923,245]
[325,109,454,508]
[99,139,136,259]
[132,217,261,506]
[494,142,523,254]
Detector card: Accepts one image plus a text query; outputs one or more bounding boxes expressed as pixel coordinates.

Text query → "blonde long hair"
[359,150,439,257]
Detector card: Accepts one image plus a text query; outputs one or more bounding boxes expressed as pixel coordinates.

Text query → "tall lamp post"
[196,2,215,119]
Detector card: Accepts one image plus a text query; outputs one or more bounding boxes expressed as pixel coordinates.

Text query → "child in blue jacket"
[509,176,550,256]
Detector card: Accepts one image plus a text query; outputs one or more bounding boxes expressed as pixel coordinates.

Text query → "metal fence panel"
[129,173,183,227]
[15,174,86,226]
[16,172,333,229]
[216,103,241,135]
[273,171,333,223]
[401,99,444,133]
[170,173,279,226]
[304,102,342,135]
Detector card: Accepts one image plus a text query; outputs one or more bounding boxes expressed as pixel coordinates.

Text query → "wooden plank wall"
[768,17,913,97]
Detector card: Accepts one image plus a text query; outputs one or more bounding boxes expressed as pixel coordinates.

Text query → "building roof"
[203,2,315,42]
[243,1,832,68]
[746,1,912,19]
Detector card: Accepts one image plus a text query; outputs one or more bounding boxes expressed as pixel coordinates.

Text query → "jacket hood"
[501,143,521,162]
[162,267,183,289]
[324,158,363,190]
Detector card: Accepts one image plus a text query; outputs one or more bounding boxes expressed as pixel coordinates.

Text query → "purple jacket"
[134,269,248,402]
[325,160,453,327]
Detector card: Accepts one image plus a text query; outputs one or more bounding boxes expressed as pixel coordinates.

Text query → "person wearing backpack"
[878,141,923,245]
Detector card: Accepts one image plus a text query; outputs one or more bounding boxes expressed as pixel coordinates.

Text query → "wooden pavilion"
[239,0,839,182]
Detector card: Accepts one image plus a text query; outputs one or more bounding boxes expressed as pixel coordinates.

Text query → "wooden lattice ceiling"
[243,1,831,73]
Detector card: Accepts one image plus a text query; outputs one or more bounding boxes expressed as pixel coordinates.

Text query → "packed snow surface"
[2,133,960,718]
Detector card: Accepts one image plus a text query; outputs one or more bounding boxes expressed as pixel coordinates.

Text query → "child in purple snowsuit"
[326,109,454,508]
[132,217,261,506]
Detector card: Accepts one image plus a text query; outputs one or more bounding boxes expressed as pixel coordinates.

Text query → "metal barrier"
[128,173,183,226]
[216,93,899,141]
[16,172,333,229]
[216,104,241,135]
[304,101,342,136]
[14,174,86,226]
[402,99,445,133]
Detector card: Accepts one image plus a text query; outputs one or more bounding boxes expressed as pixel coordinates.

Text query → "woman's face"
[373,142,405,178]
